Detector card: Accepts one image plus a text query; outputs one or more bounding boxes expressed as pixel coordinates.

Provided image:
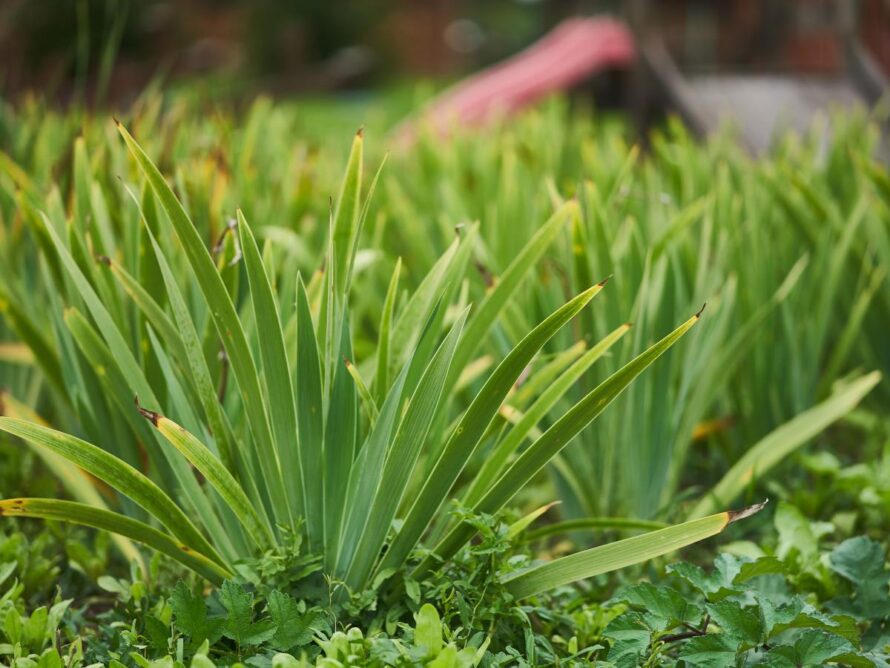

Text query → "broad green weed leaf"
[677,634,739,668]
[267,590,324,651]
[170,582,224,648]
[616,583,703,627]
[706,599,763,646]
[219,581,276,646]
[604,612,651,668]
[414,604,444,655]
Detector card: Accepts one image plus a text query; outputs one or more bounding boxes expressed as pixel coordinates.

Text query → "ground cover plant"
[0,92,887,666]
[1,500,887,666]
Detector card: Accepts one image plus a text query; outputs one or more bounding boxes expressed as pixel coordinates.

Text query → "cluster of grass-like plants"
[0,93,887,665]
[0,120,763,597]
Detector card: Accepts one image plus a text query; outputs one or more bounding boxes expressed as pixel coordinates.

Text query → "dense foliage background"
[0,93,887,666]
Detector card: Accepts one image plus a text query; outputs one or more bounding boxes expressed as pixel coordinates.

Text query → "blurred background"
[1,0,889,150]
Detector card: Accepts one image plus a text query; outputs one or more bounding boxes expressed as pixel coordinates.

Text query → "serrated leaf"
[219,581,276,646]
[617,583,703,629]
[604,612,651,668]
[668,555,747,601]
[676,634,739,668]
[775,502,819,564]
[759,598,804,638]
[706,599,763,646]
[764,630,852,667]
[772,610,861,645]
[734,557,787,583]
[266,590,322,650]
[830,537,889,589]
[170,582,224,647]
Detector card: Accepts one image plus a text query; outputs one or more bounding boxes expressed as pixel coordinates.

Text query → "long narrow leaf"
[523,517,669,542]
[345,308,469,588]
[424,309,702,575]
[464,323,631,506]
[146,231,242,483]
[295,276,325,551]
[331,130,363,298]
[237,210,303,520]
[135,404,275,550]
[503,501,767,598]
[0,499,231,584]
[0,393,145,568]
[101,257,188,367]
[0,417,225,568]
[378,282,606,580]
[448,200,578,385]
[374,258,401,402]
[690,371,880,518]
[117,123,290,525]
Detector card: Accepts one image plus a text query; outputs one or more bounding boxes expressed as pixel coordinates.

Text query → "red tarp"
[398,17,635,142]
